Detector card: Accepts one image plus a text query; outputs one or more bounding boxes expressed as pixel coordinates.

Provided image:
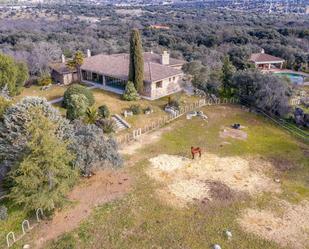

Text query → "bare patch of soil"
[220,126,248,140]
[147,154,280,207]
[238,200,309,249]
[269,157,296,172]
[33,169,131,249]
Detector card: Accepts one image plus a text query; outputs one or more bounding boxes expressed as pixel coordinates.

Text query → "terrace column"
[280,62,283,69]
[268,64,271,70]
[103,75,106,86]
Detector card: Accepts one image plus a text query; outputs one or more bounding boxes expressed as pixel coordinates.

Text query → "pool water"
[275,72,304,85]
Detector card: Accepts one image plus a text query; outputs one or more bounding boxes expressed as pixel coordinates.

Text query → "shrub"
[63,84,94,108]
[38,74,52,86]
[66,94,89,121]
[84,106,98,124]
[70,121,122,175]
[0,205,8,220]
[96,118,115,134]
[129,104,142,115]
[122,81,139,101]
[0,96,11,120]
[98,105,110,119]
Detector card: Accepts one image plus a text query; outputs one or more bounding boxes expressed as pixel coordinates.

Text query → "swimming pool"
[275,72,304,85]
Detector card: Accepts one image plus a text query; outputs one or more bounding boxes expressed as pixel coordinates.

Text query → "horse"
[191,146,202,159]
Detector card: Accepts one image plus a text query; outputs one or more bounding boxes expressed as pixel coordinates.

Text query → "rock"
[225,230,232,239]
[23,245,30,249]
[213,244,222,249]
[274,178,281,183]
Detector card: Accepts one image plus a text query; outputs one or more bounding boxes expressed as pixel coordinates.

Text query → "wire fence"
[116,97,238,145]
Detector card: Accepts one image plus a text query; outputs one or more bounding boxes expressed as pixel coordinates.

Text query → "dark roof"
[80,53,184,83]
[50,62,77,74]
[249,53,285,63]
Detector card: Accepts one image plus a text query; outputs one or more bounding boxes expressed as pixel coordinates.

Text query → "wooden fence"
[116,97,238,145]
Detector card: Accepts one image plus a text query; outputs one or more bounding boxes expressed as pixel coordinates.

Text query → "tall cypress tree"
[128,29,144,94]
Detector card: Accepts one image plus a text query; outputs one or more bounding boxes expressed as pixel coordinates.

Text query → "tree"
[70,121,122,176]
[128,29,144,94]
[231,71,291,117]
[0,97,73,183]
[0,53,29,96]
[63,84,94,108]
[122,81,139,101]
[221,56,236,96]
[66,94,89,121]
[8,110,77,212]
[67,51,84,81]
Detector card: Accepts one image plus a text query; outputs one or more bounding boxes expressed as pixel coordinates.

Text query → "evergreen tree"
[8,110,77,212]
[221,56,236,96]
[0,53,29,96]
[128,29,144,94]
[67,51,84,81]
[122,81,139,101]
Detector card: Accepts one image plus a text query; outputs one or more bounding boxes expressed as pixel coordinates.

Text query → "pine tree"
[128,29,144,94]
[221,56,236,97]
[67,51,84,81]
[8,109,77,212]
[122,81,139,101]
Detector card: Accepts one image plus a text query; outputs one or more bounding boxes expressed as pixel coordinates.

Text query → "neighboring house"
[51,51,186,100]
[50,55,78,85]
[149,24,170,30]
[249,49,285,70]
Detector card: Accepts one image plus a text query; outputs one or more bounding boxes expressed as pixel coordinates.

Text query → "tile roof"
[80,53,184,83]
[49,62,77,74]
[249,53,285,63]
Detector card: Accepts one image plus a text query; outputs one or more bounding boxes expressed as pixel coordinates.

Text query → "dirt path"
[32,169,131,249]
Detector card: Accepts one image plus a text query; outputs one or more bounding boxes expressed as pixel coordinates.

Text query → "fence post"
[22,220,31,235]
[6,231,15,248]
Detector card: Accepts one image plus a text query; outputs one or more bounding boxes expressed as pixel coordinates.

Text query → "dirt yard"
[220,126,248,140]
[238,200,309,249]
[32,169,131,249]
[147,154,280,208]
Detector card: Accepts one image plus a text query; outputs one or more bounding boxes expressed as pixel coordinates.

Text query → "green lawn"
[39,105,308,249]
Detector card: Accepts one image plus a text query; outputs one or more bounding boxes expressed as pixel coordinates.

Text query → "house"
[51,50,186,100]
[50,55,78,85]
[149,24,170,30]
[249,49,285,70]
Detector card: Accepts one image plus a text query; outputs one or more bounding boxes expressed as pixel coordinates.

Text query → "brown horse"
[191,146,202,159]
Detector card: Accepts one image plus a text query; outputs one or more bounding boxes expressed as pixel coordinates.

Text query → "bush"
[98,105,110,119]
[129,104,142,115]
[96,118,115,134]
[122,81,139,101]
[37,74,52,86]
[0,205,8,220]
[0,96,11,120]
[66,94,89,121]
[63,84,94,108]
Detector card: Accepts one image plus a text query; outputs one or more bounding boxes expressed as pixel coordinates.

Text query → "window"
[156,81,163,88]
[169,78,172,82]
[173,77,176,81]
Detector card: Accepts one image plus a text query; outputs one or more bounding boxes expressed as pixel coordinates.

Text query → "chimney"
[61,54,66,63]
[161,51,170,65]
[87,49,91,58]
[261,48,265,54]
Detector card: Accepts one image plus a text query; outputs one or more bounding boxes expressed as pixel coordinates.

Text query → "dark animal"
[232,123,241,129]
[191,146,202,159]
